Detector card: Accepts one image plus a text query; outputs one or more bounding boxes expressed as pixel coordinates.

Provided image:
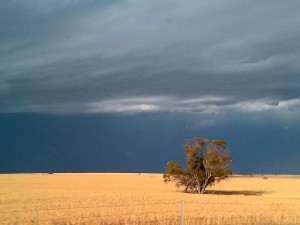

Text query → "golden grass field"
[1,173,300,225]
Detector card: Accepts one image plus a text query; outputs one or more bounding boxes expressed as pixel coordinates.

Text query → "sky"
[1,0,300,174]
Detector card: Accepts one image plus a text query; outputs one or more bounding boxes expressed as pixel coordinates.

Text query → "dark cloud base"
[1,1,300,176]
[1,113,299,174]
[1,1,300,115]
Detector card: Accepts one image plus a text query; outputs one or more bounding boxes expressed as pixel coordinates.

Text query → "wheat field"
[0,173,300,225]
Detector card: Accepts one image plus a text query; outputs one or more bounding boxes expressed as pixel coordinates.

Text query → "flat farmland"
[1,173,300,225]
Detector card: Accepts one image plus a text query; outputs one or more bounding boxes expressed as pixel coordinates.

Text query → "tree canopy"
[163,137,232,194]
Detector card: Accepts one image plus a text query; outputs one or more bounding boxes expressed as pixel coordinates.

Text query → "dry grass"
[0,173,300,224]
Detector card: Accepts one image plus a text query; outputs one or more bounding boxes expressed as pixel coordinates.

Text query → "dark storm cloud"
[1,0,300,115]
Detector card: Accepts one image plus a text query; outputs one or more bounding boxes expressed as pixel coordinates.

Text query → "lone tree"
[163,137,232,194]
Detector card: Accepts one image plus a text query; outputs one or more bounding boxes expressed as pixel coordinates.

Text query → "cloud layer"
[1,0,300,115]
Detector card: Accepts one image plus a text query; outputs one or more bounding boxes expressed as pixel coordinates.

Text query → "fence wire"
[1,201,300,225]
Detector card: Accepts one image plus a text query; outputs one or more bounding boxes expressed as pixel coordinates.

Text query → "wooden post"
[180,201,185,225]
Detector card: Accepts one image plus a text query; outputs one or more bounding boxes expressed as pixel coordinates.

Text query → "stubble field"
[1,173,300,225]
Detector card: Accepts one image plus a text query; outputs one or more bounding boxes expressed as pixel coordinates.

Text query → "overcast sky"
[1,1,300,174]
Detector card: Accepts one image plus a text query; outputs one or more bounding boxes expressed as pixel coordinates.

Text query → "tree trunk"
[197,180,201,194]
[200,173,212,194]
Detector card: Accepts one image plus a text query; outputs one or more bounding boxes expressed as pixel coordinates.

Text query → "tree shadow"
[205,190,271,196]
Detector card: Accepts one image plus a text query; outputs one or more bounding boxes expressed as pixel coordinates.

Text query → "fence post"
[180,201,185,225]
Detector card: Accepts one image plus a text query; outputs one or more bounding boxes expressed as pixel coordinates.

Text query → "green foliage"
[163,137,232,194]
